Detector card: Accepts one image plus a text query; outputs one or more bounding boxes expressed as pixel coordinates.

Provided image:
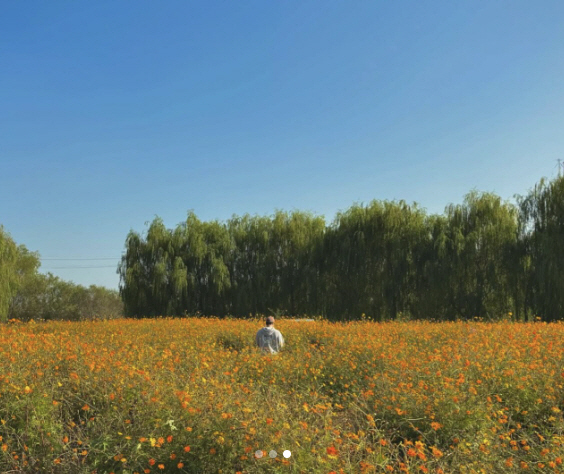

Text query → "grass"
[1,318,564,473]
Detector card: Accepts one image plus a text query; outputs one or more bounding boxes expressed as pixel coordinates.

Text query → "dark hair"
[265,316,275,326]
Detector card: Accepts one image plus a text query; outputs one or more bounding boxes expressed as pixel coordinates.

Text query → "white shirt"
[255,326,284,354]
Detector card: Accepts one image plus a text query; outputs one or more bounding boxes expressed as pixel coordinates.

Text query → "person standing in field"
[256,316,284,354]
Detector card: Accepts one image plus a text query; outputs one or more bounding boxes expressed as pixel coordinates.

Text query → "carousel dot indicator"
[283,450,291,458]
[255,450,263,459]
[269,450,277,458]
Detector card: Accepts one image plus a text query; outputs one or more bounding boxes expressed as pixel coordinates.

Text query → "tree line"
[0,229,123,322]
[118,175,564,322]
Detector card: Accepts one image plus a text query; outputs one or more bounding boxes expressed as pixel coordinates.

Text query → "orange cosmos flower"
[326,446,338,456]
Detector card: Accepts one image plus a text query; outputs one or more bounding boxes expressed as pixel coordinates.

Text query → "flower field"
[1,318,564,473]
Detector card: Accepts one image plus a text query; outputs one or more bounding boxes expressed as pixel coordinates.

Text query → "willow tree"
[325,200,426,320]
[436,191,518,320]
[146,217,174,315]
[170,212,207,315]
[264,211,323,315]
[0,227,43,322]
[227,214,273,315]
[119,217,186,317]
[0,227,20,321]
[197,219,231,315]
[118,185,549,320]
[519,176,564,321]
[119,230,150,317]
[410,214,451,320]
[379,201,427,319]
[7,245,41,320]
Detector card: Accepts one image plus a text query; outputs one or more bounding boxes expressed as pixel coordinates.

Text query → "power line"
[42,265,119,269]
[41,257,122,261]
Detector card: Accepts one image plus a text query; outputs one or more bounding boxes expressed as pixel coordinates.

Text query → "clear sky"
[2,1,563,290]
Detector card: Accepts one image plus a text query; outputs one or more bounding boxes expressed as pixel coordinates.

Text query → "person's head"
[265,316,275,327]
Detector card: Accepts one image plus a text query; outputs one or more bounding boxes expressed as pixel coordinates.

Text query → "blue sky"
[2,0,563,290]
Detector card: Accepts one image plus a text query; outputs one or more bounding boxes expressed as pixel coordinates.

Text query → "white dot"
[269,450,277,458]
[283,450,291,458]
[255,450,263,458]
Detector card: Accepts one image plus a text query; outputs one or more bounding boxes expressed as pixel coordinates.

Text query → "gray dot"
[269,450,277,458]
[255,450,263,458]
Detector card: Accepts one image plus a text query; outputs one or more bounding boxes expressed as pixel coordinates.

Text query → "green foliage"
[325,200,427,320]
[519,175,564,321]
[9,272,123,321]
[0,226,123,322]
[119,175,564,321]
[0,228,38,322]
[415,191,518,320]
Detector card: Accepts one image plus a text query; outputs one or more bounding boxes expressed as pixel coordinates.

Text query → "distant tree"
[0,225,122,322]
[269,211,325,316]
[436,191,518,320]
[519,176,564,321]
[9,272,123,321]
[411,214,450,320]
[0,229,41,322]
[0,227,20,321]
[226,214,273,315]
[73,284,123,320]
[117,174,564,322]
[324,201,426,320]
